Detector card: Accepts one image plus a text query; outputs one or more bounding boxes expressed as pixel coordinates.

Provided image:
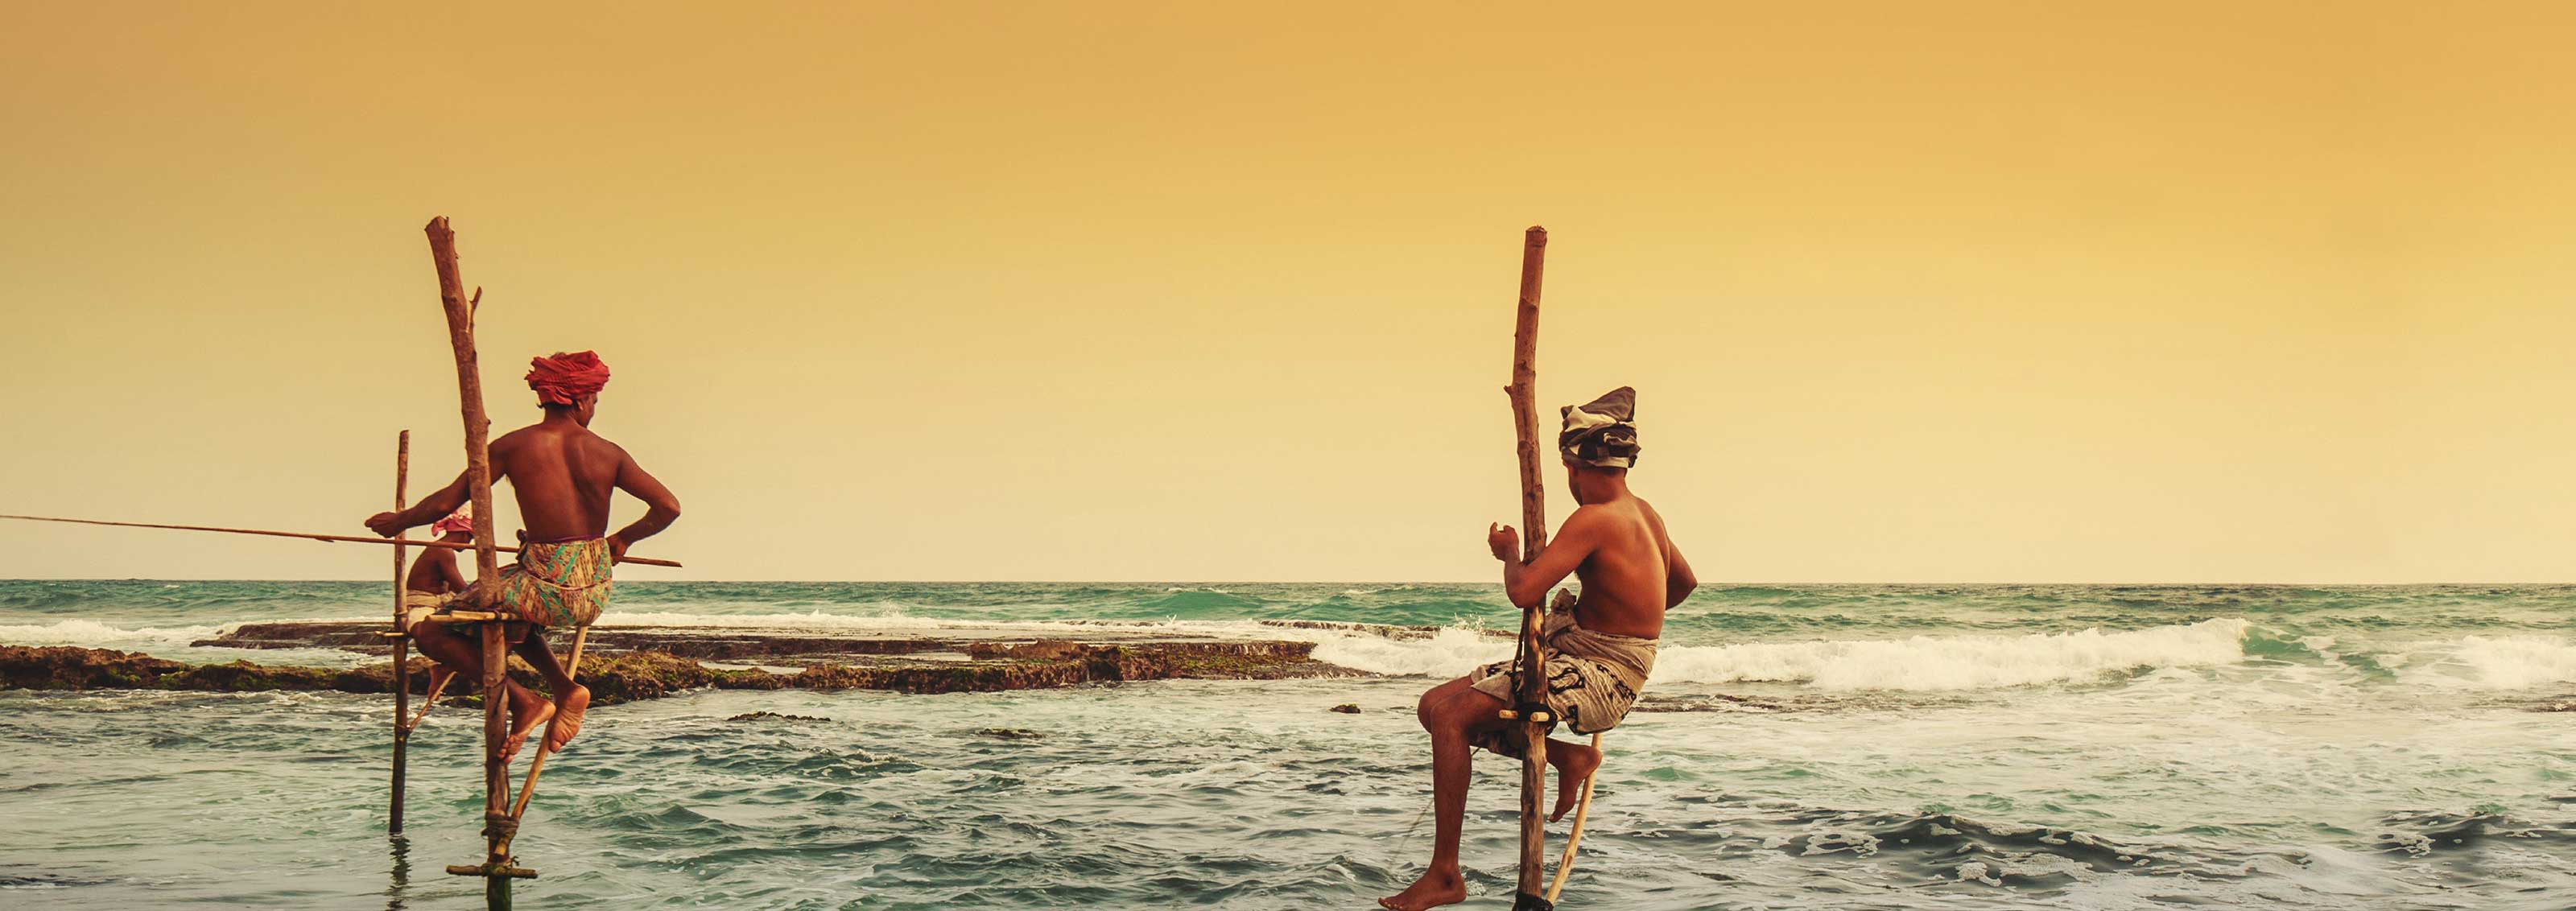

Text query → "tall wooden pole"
[426,216,514,911]
[1505,225,1553,910]
[390,430,411,834]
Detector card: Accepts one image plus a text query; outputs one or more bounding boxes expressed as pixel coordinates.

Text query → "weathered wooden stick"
[1543,732,1605,904]
[426,216,513,910]
[1505,225,1553,910]
[419,612,507,624]
[406,670,454,733]
[444,864,539,879]
[506,625,590,823]
[0,514,682,567]
[391,430,412,835]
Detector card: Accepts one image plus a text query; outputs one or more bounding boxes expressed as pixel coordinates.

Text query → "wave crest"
[1302,617,2256,691]
[1654,618,2254,690]
[2405,635,2576,690]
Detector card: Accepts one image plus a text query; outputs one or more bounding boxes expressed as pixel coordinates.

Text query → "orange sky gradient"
[2,2,2572,582]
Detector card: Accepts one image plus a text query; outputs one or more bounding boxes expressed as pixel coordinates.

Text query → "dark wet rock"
[0,645,186,689]
[1329,703,1361,714]
[979,639,1088,661]
[12,619,1356,703]
[728,711,830,723]
[167,660,394,695]
[577,651,719,703]
[976,728,1042,740]
[1254,619,1466,640]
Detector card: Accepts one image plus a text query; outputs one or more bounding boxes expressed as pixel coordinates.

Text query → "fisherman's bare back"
[1518,494,1689,641]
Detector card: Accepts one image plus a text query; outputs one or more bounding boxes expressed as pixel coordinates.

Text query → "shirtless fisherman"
[367,351,682,761]
[395,505,476,699]
[1381,387,1696,911]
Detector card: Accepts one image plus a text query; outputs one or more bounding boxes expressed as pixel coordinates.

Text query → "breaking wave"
[1310,617,2258,691]
[2402,634,2576,690]
[1654,617,2255,690]
[0,619,225,652]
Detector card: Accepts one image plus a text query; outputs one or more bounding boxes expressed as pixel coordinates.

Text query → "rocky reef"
[2,620,1357,704]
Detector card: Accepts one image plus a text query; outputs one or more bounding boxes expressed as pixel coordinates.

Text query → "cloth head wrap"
[430,504,475,537]
[526,351,611,406]
[1559,386,1641,468]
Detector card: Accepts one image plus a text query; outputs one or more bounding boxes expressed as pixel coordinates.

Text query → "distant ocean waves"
[10,604,2576,696]
[6,581,2575,909]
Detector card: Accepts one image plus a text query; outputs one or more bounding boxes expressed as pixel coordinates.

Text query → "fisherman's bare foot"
[1378,868,1466,911]
[424,666,453,699]
[543,684,589,753]
[1550,741,1602,822]
[501,691,555,762]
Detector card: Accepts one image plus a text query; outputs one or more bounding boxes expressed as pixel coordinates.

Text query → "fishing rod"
[0,513,683,568]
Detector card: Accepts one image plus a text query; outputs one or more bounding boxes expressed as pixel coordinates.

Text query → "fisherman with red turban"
[367,348,682,765]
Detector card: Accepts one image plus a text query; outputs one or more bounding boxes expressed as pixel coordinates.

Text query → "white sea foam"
[1308,617,2256,690]
[0,619,226,651]
[1649,618,2252,690]
[1306,625,1515,676]
[2405,635,2576,690]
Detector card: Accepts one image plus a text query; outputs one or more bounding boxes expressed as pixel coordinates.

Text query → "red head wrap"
[430,504,475,536]
[526,351,611,406]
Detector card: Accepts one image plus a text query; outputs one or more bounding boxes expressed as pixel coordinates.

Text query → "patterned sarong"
[1468,608,1657,756]
[490,538,614,629]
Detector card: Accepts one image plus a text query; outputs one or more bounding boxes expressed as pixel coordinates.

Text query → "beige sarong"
[399,590,460,633]
[1468,608,1657,756]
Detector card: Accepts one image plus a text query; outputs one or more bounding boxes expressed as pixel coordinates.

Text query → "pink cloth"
[429,505,475,536]
[525,351,611,406]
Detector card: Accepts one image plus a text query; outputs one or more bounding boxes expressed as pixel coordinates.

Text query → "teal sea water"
[2,581,2573,909]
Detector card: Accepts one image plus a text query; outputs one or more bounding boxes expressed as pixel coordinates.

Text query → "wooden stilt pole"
[1505,225,1554,911]
[425,216,523,909]
[1543,732,1604,904]
[390,430,411,834]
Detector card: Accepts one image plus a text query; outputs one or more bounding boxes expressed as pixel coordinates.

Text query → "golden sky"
[2,2,2571,582]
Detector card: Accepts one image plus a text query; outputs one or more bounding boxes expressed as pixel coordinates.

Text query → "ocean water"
[1,581,2572,909]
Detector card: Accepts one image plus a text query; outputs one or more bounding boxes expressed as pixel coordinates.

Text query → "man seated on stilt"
[1381,387,1698,911]
[398,505,477,699]
[366,351,683,762]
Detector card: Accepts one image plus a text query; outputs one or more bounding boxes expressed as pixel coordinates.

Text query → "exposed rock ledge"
[2,620,1356,704]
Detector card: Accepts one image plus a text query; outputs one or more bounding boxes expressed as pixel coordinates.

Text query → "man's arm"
[606,451,682,559]
[1489,509,1600,610]
[367,468,473,538]
[1664,538,1699,609]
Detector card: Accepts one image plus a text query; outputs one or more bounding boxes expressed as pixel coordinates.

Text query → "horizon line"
[2,577,2570,588]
